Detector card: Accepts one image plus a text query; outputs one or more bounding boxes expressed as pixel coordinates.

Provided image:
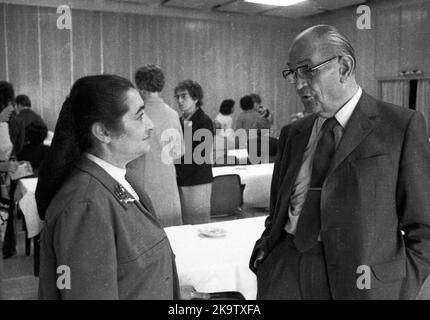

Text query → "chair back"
[210,174,243,218]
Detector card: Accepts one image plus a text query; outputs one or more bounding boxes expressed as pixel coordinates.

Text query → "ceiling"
[115,0,367,19]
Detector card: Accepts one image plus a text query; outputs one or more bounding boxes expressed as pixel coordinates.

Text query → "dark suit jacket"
[18,144,50,172]
[250,92,430,299]
[38,157,180,299]
[17,108,45,130]
[7,113,25,156]
[175,107,214,186]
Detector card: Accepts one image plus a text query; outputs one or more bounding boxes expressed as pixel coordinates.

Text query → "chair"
[210,174,244,219]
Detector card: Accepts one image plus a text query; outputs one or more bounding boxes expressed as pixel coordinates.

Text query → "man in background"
[15,94,46,140]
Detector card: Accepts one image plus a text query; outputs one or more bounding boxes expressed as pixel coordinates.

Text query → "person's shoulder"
[161,102,180,118]
[367,95,416,126]
[45,169,111,223]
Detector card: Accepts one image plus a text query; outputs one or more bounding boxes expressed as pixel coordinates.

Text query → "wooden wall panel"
[374,6,401,78]
[0,4,6,81]
[72,9,102,81]
[5,4,41,116]
[39,6,72,130]
[13,1,430,133]
[399,2,430,75]
[355,27,377,97]
[102,12,130,78]
[129,14,293,136]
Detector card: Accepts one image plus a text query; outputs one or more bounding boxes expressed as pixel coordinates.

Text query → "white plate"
[198,227,227,238]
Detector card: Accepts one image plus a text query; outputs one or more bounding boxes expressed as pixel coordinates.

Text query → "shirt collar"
[85,152,127,185]
[334,86,362,128]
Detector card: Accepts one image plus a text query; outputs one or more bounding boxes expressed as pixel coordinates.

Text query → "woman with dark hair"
[213,99,235,164]
[174,80,214,224]
[36,74,180,299]
[215,99,234,132]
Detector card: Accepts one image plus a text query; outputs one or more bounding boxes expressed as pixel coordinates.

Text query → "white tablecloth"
[14,177,42,238]
[212,163,274,208]
[165,216,267,300]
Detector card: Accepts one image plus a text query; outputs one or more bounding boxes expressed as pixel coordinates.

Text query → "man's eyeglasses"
[174,93,190,100]
[282,56,341,84]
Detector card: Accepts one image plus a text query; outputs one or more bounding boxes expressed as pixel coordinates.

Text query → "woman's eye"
[137,113,144,121]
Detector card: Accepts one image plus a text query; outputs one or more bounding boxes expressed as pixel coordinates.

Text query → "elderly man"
[250,25,430,300]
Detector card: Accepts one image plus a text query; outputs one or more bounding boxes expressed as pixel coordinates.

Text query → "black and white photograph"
[1,0,430,307]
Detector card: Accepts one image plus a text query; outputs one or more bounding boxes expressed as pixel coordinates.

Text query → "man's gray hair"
[299,24,356,73]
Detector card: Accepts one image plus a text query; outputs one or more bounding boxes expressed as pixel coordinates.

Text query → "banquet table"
[212,163,274,208]
[165,216,267,300]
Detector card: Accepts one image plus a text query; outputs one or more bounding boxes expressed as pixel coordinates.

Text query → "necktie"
[294,117,338,252]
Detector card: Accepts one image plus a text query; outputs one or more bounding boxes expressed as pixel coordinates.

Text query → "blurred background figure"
[0,81,24,261]
[18,121,49,175]
[174,80,214,224]
[15,94,46,137]
[215,99,235,133]
[0,83,19,298]
[235,95,261,133]
[249,93,273,132]
[127,65,183,227]
[213,99,235,165]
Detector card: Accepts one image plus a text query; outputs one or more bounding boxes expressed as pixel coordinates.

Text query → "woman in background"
[215,99,235,132]
[36,75,180,299]
[127,65,183,227]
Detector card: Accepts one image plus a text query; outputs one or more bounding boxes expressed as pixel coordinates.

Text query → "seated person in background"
[235,95,261,133]
[249,93,273,131]
[15,94,46,140]
[18,121,50,175]
[235,96,271,163]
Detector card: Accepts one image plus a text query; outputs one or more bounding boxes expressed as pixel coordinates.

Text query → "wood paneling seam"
[3,4,8,80]
[37,6,43,119]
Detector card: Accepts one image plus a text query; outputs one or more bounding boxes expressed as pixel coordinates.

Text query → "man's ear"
[339,55,355,83]
[91,122,112,144]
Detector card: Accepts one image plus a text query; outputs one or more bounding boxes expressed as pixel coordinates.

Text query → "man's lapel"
[326,92,378,179]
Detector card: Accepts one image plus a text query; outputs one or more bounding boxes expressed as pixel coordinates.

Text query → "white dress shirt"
[285,87,362,236]
[85,152,140,201]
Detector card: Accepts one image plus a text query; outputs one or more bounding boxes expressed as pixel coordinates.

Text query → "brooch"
[114,184,135,205]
